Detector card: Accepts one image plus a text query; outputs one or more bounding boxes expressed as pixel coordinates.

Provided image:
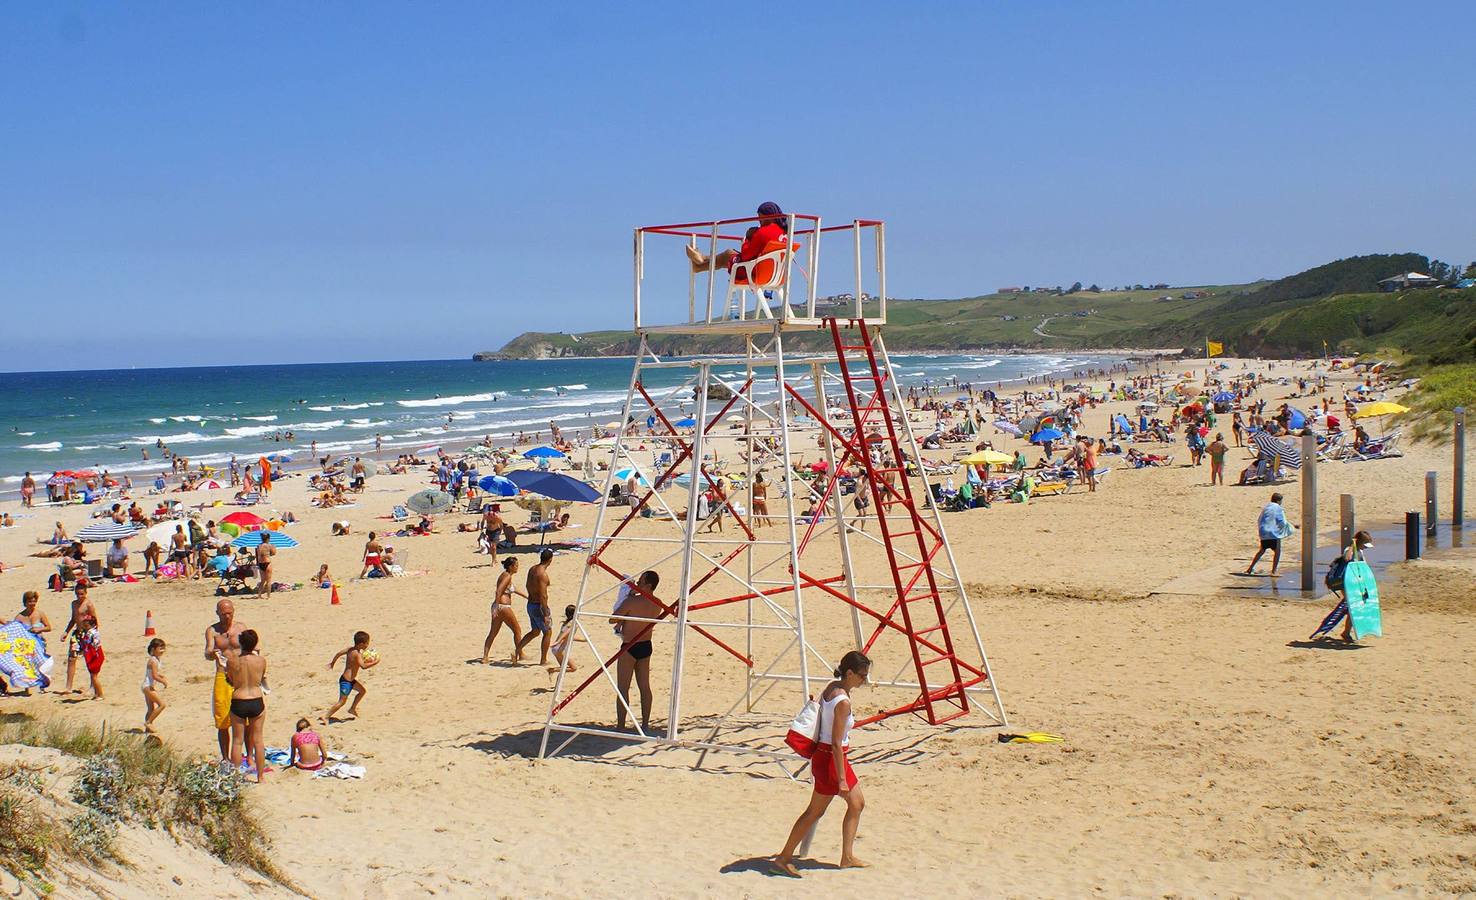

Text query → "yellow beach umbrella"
[1353,402,1408,418]
[962,450,1015,466]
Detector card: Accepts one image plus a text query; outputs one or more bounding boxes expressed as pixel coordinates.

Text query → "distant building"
[1457,278,1476,289]
[998,286,1024,294]
[1379,272,1439,292]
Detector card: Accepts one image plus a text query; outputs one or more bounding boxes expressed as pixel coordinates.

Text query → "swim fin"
[999,732,1063,744]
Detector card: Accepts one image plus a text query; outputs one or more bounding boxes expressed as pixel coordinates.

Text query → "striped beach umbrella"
[230,530,299,549]
[75,521,140,543]
[1252,431,1302,470]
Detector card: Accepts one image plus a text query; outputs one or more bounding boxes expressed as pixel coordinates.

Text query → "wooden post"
[1425,471,1438,536]
[1455,407,1466,529]
[1301,432,1317,591]
[1339,494,1355,551]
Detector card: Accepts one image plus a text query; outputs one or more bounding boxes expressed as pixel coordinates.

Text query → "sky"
[3,2,1474,371]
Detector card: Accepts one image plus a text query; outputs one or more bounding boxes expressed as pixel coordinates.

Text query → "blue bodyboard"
[1342,560,1382,639]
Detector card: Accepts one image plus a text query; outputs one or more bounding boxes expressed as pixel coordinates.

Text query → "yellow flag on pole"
[1206,340,1224,358]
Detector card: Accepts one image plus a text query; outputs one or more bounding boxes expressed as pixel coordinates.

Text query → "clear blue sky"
[3,2,1473,371]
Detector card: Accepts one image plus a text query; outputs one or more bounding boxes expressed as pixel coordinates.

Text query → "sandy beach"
[3,354,1474,898]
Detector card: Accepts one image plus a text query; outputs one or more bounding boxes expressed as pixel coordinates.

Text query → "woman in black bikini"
[226,628,268,783]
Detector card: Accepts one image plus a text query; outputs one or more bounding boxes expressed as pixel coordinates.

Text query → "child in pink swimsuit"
[289,718,328,771]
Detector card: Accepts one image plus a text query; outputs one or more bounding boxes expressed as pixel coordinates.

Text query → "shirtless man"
[359,532,388,578]
[515,549,555,665]
[610,570,662,732]
[205,599,246,760]
[480,505,504,561]
[255,536,276,597]
[168,524,192,577]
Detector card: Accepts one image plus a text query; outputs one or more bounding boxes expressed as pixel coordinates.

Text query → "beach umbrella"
[504,469,601,503]
[1353,401,1409,418]
[221,511,266,528]
[75,521,140,543]
[1286,408,1307,430]
[992,420,1022,437]
[192,479,221,491]
[961,416,977,435]
[523,446,567,460]
[406,489,454,515]
[219,522,240,537]
[673,417,697,428]
[1354,384,1371,393]
[962,450,1014,466]
[1212,392,1234,403]
[612,467,650,487]
[1030,428,1065,444]
[144,521,188,547]
[477,474,520,497]
[46,474,75,487]
[230,530,299,549]
[265,453,292,464]
[1252,431,1302,469]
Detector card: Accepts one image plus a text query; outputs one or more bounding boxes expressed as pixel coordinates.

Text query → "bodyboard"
[1342,560,1382,639]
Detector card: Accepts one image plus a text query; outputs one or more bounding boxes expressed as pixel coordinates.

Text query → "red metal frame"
[552,318,984,729]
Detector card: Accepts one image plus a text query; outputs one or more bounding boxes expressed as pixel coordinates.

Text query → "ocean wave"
[344,419,391,429]
[75,445,102,451]
[241,415,278,422]
[21,442,62,451]
[397,392,506,408]
[169,415,205,423]
[308,403,374,412]
[223,425,280,438]
[17,431,35,436]
[149,418,167,424]
[128,432,218,445]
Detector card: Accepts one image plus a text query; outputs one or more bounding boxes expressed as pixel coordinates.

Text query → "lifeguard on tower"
[540,206,1005,770]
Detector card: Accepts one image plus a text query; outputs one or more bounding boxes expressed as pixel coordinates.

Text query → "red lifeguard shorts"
[811,745,857,796]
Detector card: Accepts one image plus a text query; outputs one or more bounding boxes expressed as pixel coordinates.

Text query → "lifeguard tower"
[539,211,1005,770]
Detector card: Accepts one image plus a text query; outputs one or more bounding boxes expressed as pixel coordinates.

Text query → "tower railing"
[634,213,886,332]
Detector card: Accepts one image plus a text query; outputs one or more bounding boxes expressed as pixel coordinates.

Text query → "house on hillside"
[1379,272,1439,292]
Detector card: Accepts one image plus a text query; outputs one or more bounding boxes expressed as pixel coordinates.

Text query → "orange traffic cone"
[330,583,341,605]
[143,610,157,637]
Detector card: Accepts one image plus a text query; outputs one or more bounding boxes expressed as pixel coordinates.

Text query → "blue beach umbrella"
[264,453,292,464]
[505,469,601,503]
[1030,427,1065,444]
[673,417,697,428]
[230,530,299,549]
[477,474,519,497]
[1212,392,1234,403]
[523,446,566,460]
[612,467,650,487]
[1286,407,1307,430]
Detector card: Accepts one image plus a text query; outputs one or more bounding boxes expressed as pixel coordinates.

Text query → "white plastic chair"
[723,241,795,321]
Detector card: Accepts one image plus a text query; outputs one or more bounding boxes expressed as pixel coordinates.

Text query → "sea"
[0,352,1129,491]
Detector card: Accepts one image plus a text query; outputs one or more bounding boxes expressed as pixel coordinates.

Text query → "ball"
[361,648,381,668]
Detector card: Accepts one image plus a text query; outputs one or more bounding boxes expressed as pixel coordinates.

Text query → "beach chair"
[1317,432,1348,462]
[216,560,254,595]
[84,558,104,581]
[724,239,800,321]
[465,496,484,516]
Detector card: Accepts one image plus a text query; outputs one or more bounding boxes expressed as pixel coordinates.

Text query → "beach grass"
[1400,361,1476,443]
[0,716,290,889]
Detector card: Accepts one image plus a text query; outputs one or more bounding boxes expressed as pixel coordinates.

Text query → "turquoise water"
[0,352,1127,488]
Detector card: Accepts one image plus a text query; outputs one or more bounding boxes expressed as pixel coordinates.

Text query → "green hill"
[486,252,1475,363]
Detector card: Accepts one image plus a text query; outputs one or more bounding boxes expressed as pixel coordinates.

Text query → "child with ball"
[326,630,377,720]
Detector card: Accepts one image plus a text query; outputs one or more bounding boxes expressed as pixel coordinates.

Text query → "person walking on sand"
[611,570,662,732]
[205,599,247,760]
[62,580,103,699]
[226,629,268,782]
[515,548,555,665]
[1207,432,1229,486]
[1246,491,1295,576]
[773,650,872,877]
[141,638,169,733]
[1310,530,1374,643]
[482,557,527,664]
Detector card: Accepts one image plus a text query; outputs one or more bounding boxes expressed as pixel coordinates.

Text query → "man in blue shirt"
[1246,491,1294,576]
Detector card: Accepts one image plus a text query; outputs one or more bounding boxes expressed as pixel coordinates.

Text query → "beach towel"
[0,621,53,690]
[313,762,366,780]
